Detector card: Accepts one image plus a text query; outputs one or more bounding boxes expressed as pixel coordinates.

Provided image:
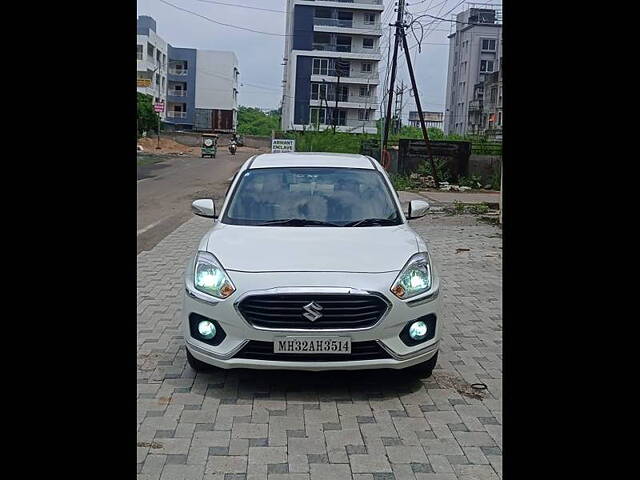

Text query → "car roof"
[248,152,377,170]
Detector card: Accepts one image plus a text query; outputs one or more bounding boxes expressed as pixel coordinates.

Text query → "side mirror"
[191,199,217,218]
[407,200,430,219]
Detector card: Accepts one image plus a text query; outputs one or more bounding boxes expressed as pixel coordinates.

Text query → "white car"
[183,153,441,376]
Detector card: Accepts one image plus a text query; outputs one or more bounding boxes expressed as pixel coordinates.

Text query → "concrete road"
[137,147,258,253]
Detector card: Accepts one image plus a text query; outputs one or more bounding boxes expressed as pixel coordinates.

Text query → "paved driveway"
[137,213,502,480]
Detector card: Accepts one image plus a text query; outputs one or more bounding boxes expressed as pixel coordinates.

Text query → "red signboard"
[153,103,165,113]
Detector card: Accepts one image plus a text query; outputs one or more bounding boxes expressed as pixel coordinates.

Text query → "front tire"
[407,351,438,378]
[186,347,212,371]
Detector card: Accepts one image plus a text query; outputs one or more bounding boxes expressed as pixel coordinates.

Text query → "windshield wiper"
[257,218,340,227]
[344,218,400,227]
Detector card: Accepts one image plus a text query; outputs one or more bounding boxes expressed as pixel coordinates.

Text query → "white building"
[444,5,502,135]
[194,51,239,131]
[280,0,384,134]
[137,16,167,120]
[137,16,239,131]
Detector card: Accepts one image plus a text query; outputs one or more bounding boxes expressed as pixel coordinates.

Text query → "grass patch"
[446,201,493,216]
[137,154,167,167]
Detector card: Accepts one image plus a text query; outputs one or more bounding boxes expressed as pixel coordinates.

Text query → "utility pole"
[381,0,439,187]
[332,58,348,133]
[394,80,404,134]
[150,63,162,150]
[382,0,404,151]
[401,31,438,186]
[333,72,340,133]
[157,68,162,150]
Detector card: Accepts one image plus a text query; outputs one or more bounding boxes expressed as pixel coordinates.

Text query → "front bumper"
[183,270,441,371]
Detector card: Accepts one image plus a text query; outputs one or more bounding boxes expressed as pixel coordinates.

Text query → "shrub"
[459,175,483,189]
[467,203,490,215]
[137,93,159,137]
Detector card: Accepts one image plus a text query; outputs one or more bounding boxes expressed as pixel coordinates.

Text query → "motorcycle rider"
[229,133,237,155]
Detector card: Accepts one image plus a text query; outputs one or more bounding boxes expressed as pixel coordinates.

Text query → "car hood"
[205,223,420,273]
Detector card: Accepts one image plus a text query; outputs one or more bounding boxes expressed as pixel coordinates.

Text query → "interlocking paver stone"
[137,213,502,480]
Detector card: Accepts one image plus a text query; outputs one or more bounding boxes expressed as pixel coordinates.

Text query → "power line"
[158,0,287,36]
[192,0,285,14]
[160,0,387,37]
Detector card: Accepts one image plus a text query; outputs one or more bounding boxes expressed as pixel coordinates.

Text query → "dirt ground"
[137,137,199,155]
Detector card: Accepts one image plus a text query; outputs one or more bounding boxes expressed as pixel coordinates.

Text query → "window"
[155,73,160,85]
[338,11,353,27]
[137,45,143,61]
[480,60,494,73]
[147,43,154,57]
[223,167,402,226]
[310,107,327,125]
[481,39,497,51]
[313,58,329,75]
[363,38,374,49]
[358,110,371,121]
[364,13,376,25]
[498,111,502,126]
[359,86,371,97]
[315,7,331,19]
[311,83,329,100]
[336,36,352,52]
[361,62,372,73]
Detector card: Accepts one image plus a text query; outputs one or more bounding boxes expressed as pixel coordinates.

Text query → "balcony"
[304,0,383,4]
[313,43,351,52]
[168,90,187,97]
[169,68,188,76]
[469,100,483,112]
[312,44,380,54]
[311,94,378,106]
[315,18,353,28]
[345,118,376,128]
[308,118,377,129]
[314,18,381,30]
[167,111,187,119]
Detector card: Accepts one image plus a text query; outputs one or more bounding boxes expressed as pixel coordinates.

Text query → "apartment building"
[408,111,444,129]
[481,62,502,137]
[137,16,168,120]
[165,47,239,132]
[280,0,384,134]
[137,16,239,132]
[444,5,502,135]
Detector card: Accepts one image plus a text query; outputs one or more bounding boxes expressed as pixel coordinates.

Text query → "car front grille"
[236,293,389,330]
[234,341,392,362]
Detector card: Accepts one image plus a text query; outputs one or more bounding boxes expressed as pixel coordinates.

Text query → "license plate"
[274,337,351,354]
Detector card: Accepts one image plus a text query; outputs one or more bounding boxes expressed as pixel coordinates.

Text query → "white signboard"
[272,139,295,153]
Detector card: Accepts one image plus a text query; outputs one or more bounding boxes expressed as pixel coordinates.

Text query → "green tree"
[137,93,159,137]
[236,106,281,136]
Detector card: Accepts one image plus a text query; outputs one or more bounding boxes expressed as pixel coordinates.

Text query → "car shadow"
[194,367,427,396]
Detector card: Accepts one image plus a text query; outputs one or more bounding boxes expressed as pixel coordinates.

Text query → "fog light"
[197,320,216,340]
[408,320,428,341]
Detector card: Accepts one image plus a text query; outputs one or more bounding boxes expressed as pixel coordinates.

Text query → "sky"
[136,0,501,121]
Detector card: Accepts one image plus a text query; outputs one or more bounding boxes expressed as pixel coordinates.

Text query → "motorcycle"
[228,141,237,155]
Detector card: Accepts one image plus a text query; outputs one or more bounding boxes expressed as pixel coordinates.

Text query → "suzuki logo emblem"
[303,301,323,322]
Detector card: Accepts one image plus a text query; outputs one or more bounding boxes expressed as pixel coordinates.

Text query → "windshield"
[222,167,402,226]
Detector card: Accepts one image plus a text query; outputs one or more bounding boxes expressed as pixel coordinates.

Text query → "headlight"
[390,252,432,299]
[193,251,235,299]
